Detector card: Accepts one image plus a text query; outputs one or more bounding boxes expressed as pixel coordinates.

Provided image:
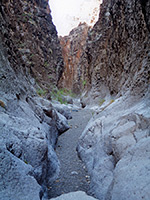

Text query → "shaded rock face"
[81,0,150,99]
[0,0,64,91]
[0,1,67,199]
[58,23,89,94]
[0,40,69,198]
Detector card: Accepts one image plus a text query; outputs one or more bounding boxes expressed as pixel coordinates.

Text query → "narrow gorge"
[0,0,150,200]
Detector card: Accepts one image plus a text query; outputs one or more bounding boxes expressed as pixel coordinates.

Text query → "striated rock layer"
[81,0,150,100]
[77,0,150,200]
[0,1,67,200]
[58,23,89,94]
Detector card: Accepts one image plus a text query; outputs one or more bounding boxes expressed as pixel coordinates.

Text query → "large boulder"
[52,103,72,120]
[0,148,40,200]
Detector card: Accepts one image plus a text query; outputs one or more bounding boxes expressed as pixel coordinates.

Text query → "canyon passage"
[0,0,150,200]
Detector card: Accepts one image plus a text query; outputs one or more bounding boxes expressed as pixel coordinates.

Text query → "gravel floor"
[48,108,92,199]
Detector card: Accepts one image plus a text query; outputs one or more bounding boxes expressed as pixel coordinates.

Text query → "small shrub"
[51,89,66,104]
[36,89,46,97]
[92,111,95,116]
[44,61,49,67]
[30,54,34,58]
[82,80,86,87]
[59,88,76,98]
[51,88,76,104]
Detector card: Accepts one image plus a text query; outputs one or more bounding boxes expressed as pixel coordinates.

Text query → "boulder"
[66,97,73,105]
[0,148,40,200]
[80,98,86,108]
[54,111,70,134]
[52,103,72,120]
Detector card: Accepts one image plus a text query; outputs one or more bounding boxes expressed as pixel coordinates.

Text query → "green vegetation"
[51,89,67,104]
[92,111,95,116]
[51,88,76,104]
[48,75,54,80]
[56,88,76,98]
[82,80,86,87]
[36,88,47,97]
[30,54,34,58]
[44,61,49,68]
[99,99,105,106]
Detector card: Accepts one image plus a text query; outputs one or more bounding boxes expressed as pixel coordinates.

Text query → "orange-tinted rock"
[58,23,89,94]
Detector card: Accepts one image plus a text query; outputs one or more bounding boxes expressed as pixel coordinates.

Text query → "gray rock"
[80,98,86,108]
[51,191,97,200]
[0,97,60,199]
[52,103,72,119]
[66,97,73,104]
[71,171,78,175]
[0,148,40,200]
[0,40,67,199]
[77,94,150,200]
[52,110,70,134]
[111,137,150,200]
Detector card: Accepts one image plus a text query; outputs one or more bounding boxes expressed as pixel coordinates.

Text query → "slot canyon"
[0,0,150,200]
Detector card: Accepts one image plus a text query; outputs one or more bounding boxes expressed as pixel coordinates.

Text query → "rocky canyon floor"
[48,107,92,199]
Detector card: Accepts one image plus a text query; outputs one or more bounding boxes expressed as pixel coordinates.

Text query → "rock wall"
[58,23,89,94]
[0,1,67,199]
[81,0,150,100]
[77,0,150,200]
[0,0,64,91]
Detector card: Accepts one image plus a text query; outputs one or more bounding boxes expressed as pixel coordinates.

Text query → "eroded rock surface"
[0,0,150,199]
[59,23,89,94]
[77,94,150,200]
[80,0,150,101]
[0,0,64,91]
[0,40,69,199]
[0,1,67,199]
[77,0,150,200]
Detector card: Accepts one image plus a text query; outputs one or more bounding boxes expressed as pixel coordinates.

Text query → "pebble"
[71,171,78,175]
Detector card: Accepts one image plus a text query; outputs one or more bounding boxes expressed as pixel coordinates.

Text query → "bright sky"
[49,0,102,36]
